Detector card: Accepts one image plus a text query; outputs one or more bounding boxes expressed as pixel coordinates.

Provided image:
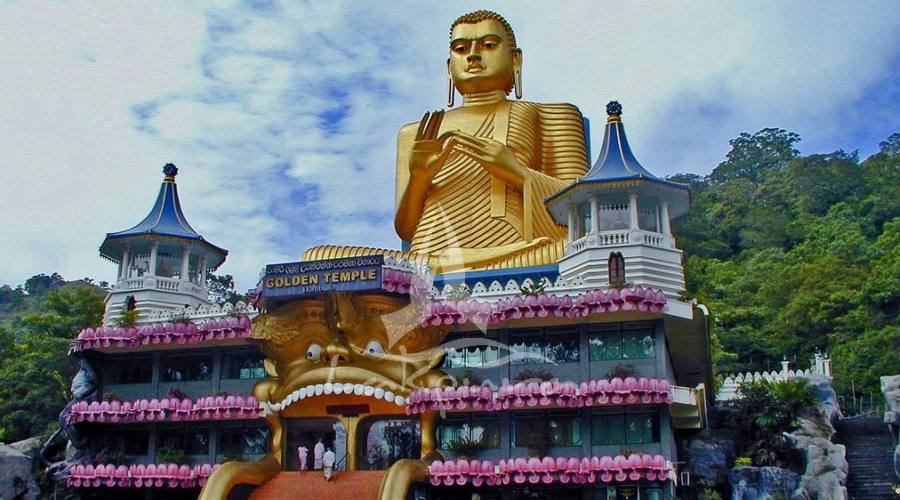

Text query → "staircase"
[248,471,385,500]
[835,417,896,499]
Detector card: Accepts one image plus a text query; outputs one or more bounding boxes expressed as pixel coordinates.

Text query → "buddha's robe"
[303,101,589,271]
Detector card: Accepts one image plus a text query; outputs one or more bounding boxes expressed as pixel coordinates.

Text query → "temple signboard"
[260,255,384,299]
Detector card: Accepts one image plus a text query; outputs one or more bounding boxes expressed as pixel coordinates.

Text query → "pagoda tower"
[545,101,691,297]
[99,163,228,324]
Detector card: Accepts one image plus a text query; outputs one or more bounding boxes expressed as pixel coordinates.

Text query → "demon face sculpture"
[251,291,449,428]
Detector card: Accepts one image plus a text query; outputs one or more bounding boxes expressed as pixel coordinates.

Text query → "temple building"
[60,10,712,500]
[62,164,266,498]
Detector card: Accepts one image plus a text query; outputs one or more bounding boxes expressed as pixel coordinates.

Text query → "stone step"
[248,471,385,500]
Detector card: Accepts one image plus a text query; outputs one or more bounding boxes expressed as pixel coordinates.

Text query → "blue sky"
[1,1,898,291]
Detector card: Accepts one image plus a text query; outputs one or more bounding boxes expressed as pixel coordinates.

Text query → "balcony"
[114,276,207,299]
[567,229,675,254]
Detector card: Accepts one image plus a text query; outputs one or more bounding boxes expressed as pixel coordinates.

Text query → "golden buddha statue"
[305,10,589,271]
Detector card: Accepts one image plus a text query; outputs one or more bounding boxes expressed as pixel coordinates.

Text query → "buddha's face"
[449,19,521,95]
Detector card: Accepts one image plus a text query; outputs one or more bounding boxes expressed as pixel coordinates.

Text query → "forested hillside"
[0,275,105,442]
[672,129,899,397]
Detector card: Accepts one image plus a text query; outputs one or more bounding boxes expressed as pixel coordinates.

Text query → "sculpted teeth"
[268,384,408,413]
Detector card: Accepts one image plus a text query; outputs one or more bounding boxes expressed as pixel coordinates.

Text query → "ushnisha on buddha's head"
[448,10,521,97]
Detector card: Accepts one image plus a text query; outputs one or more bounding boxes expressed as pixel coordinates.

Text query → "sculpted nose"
[324,342,351,364]
[467,45,481,61]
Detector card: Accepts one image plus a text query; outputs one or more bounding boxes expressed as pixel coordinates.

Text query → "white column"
[567,205,577,243]
[660,201,671,235]
[199,256,208,284]
[589,196,600,234]
[149,243,159,276]
[628,193,639,230]
[180,247,191,281]
[120,249,130,279]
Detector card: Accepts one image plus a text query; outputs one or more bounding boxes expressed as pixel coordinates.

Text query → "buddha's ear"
[513,48,523,72]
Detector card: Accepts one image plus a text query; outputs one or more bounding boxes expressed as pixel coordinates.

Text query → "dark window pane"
[161,355,213,382]
[546,336,579,363]
[219,425,269,455]
[159,429,210,455]
[222,351,265,379]
[607,415,625,444]
[105,358,152,384]
[592,416,608,445]
[102,430,149,455]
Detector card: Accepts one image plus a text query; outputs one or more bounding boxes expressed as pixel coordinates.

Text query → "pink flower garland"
[67,463,221,488]
[421,287,667,327]
[406,377,672,415]
[67,395,261,424]
[429,454,672,487]
[72,316,252,352]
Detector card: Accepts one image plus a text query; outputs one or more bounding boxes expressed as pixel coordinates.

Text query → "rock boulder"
[0,442,40,500]
[729,466,800,500]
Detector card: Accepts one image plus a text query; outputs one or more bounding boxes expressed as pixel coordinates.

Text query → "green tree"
[709,127,800,184]
[0,284,104,442]
[206,272,249,305]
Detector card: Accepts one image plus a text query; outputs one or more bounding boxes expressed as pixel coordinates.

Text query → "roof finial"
[163,163,178,182]
[606,101,622,123]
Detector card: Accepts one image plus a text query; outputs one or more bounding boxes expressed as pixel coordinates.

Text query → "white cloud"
[0,0,897,291]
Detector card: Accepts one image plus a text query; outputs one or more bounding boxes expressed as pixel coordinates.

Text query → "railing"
[598,230,631,246]
[114,276,207,297]
[568,230,672,253]
[716,355,833,402]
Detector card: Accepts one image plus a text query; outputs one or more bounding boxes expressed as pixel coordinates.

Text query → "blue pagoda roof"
[100,164,227,266]
[544,102,690,220]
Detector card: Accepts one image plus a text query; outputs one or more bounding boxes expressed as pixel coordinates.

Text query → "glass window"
[545,336,579,363]
[513,413,581,448]
[159,428,210,455]
[161,354,212,382]
[592,413,659,445]
[222,351,265,379]
[510,340,528,365]
[465,346,484,367]
[219,425,270,456]
[437,418,501,450]
[642,487,663,500]
[104,357,152,384]
[589,324,655,362]
[359,418,421,471]
[102,430,149,456]
[510,334,580,365]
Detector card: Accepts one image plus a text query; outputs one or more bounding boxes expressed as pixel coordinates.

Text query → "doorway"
[285,418,347,471]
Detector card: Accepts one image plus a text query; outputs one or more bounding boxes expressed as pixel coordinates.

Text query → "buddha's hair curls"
[450,10,517,50]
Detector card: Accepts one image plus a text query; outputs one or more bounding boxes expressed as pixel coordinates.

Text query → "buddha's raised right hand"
[408,110,454,185]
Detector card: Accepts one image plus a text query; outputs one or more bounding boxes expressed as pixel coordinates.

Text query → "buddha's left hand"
[446,131,526,187]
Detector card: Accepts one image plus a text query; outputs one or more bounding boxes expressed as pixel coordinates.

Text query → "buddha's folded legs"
[301,237,556,273]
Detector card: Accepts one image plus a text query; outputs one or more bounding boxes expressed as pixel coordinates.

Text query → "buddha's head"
[448,10,521,96]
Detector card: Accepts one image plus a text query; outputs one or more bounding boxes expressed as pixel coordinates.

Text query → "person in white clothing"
[297,445,308,471]
[322,448,336,481]
[313,438,325,470]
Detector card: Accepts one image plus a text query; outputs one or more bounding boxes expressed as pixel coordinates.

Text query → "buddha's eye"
[364,340,385,357]
[306,343,323,361]
[483,41,497,49]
